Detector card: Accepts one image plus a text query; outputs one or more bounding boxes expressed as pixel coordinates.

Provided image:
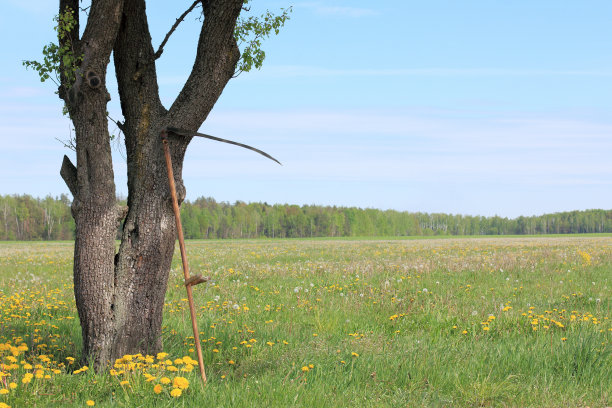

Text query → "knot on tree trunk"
[86,70,102,89]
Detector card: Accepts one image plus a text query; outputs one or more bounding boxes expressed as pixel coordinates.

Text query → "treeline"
[0,194,75,240]
[1,194,611,241]
[180,198,612,238]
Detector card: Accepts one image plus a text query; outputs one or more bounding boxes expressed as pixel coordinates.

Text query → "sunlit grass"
[0,236,610,407]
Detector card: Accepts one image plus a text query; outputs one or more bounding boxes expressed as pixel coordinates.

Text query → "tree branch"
[154,0,200,60]
[57,0,81,99]
[60,155,79,197]
[114,0,164,114]
[62,0,124,111]
[167,0,243,130]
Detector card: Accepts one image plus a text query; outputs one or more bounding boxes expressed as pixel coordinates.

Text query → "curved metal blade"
[167,126,282,165]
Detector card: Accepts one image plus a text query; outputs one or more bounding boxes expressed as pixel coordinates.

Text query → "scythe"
[160,127,281,385]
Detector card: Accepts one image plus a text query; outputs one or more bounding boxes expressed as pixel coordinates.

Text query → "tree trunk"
[59,0,242,369]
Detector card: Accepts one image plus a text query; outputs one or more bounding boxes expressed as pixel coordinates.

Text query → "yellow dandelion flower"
[170,388,182,397]
[8,383,17,390]
[86,401,95,406]
[156,352,168,360]
[351,352,359,357]
[172,377,189,390]
[160,377,171,385]
[153,384,163,394]
[0,403,9,408]
[301,366,309,372]
[0,389,8,395]
[119,380,129,386]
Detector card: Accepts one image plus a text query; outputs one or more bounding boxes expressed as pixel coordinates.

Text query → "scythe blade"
[166,126,282,165]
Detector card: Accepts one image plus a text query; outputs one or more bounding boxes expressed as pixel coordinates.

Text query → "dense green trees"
[0,195,75,240]
[1,194,610,240]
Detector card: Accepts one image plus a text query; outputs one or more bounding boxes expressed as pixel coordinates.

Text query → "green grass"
[0,237,610,407]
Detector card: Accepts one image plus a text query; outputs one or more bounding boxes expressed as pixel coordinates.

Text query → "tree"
[24,0,290,369]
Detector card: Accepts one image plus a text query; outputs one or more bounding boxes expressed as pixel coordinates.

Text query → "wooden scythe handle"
[161,130,207,385]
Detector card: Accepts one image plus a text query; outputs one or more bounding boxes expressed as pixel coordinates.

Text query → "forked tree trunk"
[59,0,243,368]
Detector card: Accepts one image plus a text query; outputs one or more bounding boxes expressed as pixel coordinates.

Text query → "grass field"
[0,236,610,407]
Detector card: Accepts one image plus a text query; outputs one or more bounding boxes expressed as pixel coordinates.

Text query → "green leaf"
[234,5,292,76]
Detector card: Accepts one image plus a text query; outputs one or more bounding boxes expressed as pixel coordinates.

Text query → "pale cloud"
[2,103,609,216]
[0,86,49,99]
[157,65,612,87]
[298,2,379,18]
[244,65,612,78]
[193,108,612,187]
[4,0,56,14]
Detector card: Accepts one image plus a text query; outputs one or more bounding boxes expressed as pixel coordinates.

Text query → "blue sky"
[1,1,611,217]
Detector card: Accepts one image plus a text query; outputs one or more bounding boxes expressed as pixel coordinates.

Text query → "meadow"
[0,236,610,407]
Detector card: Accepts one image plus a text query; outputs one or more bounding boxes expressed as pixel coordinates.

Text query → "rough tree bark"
[58,0,243,368]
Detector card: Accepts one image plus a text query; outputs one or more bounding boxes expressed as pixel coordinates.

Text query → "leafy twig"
[233,5,292,77]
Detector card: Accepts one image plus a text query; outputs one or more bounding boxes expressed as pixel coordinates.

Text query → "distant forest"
[1,194,611,241]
